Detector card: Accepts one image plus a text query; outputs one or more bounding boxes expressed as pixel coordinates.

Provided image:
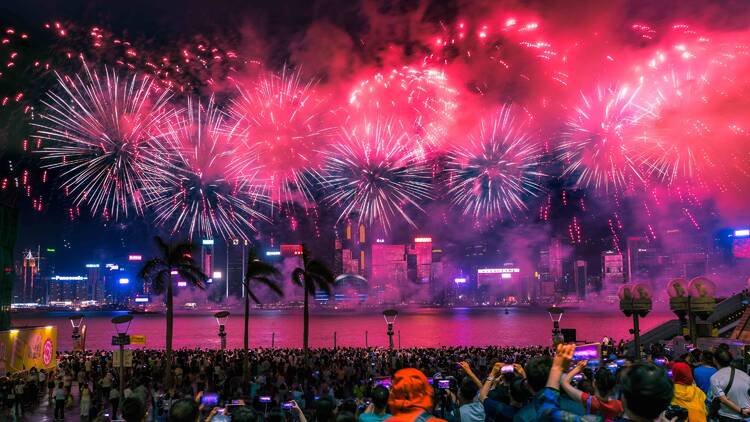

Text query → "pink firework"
[146,97,267,240]
[34,59,172,220]
[348,66,458,157]
[231,68,335,207]
[557,85,651,193]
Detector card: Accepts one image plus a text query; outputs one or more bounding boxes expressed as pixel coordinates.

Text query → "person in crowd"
[540,344,673,422]
[479,362,530,422]
[54,380,67,421]
[669,362,706,422]
[122,396,148,422]
[560,360,623,420]
[169,398,200,422]
[386,368,446,422]
[710,348,750,420]
[80,385,92,422]
[447,376,485,422]
[693,350,717,400]
[513,355,583,422]
[359,386,391,422]
[232,406,260,422]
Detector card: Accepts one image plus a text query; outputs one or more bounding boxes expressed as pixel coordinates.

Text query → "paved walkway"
[9,383,120,422]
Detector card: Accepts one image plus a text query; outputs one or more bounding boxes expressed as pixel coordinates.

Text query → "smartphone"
[282,402,294,410]
[427,377,434,385]
[654,358,667,366]
[259,396,272,404]
[606,363,618,374]
[374,377,392,389]
[437,379,451,390]
[572,374,583,382]
[572,343,600,362]
[201,393,219,407]
[667,370,673,378]
[231,400,245,406]
[501,365,514,374]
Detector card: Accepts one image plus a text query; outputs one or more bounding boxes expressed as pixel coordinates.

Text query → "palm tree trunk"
[165,274,173,388]
[303,282,309,361]
[243,284,250,385]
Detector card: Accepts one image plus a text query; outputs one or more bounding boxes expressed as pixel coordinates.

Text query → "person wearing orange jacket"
[386,368,447,422]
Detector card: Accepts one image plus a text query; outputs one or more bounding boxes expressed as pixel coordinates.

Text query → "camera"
[664,405,688,422]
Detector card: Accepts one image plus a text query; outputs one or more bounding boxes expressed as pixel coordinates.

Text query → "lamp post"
[69,313,85,351]
[111,314,133,418]
[547,307,564,347]
[383,309,398,367]
[214,311,230,350]
[619,283,652,360]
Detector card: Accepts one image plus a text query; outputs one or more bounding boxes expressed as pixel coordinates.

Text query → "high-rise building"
[47,275,87,303]
[226,239,247,298]
[602,251,624,298]
[201,239,215,278]
[408,237,432,284]
[573,260,588,300]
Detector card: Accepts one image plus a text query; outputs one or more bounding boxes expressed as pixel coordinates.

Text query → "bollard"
[398,330,401,350]
[365,331,368,348]
[272,332,275,349]
[334,331,337,349]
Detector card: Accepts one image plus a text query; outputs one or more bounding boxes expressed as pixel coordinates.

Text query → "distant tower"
[22,249,39,302]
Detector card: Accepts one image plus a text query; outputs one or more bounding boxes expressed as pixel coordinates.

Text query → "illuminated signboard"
[414,237,432,243]
[177,281,187,287]
[266,251,281,256]
[280,244,303,256]
[212,271,222,279]
[454,277,467,284]
[501,273,512,279]
[735,229,750,237]
[134,297,149,303]
[85,264,100,268]
[376,238,385,243]
[46,248,55,253]
[119,278,130,284]
[52,276,87,281]
[202,239,214,245]
[170,270,178,275]
[477,268,520,274]
[106,264,119,270]
[128,254,142,261]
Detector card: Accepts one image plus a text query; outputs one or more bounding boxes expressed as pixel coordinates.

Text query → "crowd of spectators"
[0,342,748,422]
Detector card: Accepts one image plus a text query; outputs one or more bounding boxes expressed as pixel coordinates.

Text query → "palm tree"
[138,236,206,386]
[242,248,282,382]
[291,244,334,358]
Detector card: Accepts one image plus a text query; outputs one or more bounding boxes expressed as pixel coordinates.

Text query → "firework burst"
[557,85,651,192]
[323,121,433,230]
[230,68,334,207]
[348,66,458,157]
[146,97,267,240]
[447,105,545,220]
[34,60,172,219]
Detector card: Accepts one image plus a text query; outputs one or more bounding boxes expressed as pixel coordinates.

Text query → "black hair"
[339,399,358,415]
[701,350,714,365]
[336,412,356,422]
[371,386,390,410]
[267,408,286,422]
[619,363,674,419]
[121,397,146,422]
[509,379,531,405]
[168,399,199,422]
[524,356,552,393]
[315,398,336,422]
[715,349,733,368]
[594,368,617,396]
[232,407,259,422]
[459,376,478,402]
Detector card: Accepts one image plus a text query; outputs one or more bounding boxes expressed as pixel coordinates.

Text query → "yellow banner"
[130,335,146,345]
[0,326,57,375]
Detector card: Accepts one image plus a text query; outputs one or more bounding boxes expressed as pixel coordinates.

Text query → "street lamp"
[547,307,564,347]
[667,278,689,337]
[687,277,717,338]
[69,313,85,351]
[383,309,398,367]
[619,283,652,360]
[214,311,230,350]
[111,314,133,419]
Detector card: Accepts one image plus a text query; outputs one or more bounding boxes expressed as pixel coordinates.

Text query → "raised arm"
[560,360,586,402]
[458,361,483,389]
[479,363,503,402]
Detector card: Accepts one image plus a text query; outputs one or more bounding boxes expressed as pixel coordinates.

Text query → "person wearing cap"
[386,368,446,422]
[670,362,706,422]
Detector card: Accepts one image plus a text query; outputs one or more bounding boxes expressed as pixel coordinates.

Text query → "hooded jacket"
[671,363,707,422]
[386,368,447,422]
